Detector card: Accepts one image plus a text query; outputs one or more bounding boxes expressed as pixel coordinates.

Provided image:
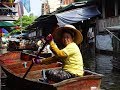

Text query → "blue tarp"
[26,5,101,31]
[56,5,100,26]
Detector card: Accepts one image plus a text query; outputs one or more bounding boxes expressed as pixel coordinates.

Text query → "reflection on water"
[1,49,120,90]
[84,52,120,90]
[96,54,120,90]
[95,54,113,90]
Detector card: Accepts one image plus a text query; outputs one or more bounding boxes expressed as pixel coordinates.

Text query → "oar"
[23,41,48,79]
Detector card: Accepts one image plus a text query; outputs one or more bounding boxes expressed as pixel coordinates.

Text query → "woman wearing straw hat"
[33,25,84,83]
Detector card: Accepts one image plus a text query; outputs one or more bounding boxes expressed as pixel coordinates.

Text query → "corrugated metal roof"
[26,1,98,31]
[52,1,93,14]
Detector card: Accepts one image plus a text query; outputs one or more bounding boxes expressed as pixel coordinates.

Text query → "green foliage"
[11,15,37,35]
[9,29,21,35]
[13,15,37,28]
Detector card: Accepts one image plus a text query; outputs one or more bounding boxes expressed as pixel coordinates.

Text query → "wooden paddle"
[23,41,48,79]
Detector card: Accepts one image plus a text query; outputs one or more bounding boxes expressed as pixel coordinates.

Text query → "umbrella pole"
[0,37,2,48]
[20,16,23,39]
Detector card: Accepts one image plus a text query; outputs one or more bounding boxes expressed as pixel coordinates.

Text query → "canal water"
[0,48,120,90]
[83,52,120,90]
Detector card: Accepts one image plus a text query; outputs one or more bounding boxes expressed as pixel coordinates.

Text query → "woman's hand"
[32,58,42,64]
[46,34,53,42]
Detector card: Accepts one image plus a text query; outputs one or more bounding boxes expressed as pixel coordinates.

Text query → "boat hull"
[2,67,56,90]
[2,66,103,90]
[0,51,103,90]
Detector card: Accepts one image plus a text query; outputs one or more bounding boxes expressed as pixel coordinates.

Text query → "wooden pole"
[23,41,48,79]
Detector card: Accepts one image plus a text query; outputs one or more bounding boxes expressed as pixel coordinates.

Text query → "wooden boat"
[0,51,103,90]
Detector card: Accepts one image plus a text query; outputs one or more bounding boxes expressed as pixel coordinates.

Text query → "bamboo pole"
[105,28,120,42]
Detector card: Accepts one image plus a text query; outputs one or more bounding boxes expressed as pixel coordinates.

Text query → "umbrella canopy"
[0,21,15,27]
[8,37,20,42]
[0,28,9,37]
[12,33,28,38]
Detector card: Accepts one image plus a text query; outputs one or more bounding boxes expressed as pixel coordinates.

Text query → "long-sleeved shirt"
[41,41,84,76]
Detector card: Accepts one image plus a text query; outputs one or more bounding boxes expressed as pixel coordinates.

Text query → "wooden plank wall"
[96,16,120,55]
[96,16,120,33]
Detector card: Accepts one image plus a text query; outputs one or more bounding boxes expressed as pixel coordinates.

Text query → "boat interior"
[0,51,103,85]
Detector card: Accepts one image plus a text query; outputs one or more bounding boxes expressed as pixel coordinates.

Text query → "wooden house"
[95,0,120,53]
[0,0,20,21]
[95,0,120,70]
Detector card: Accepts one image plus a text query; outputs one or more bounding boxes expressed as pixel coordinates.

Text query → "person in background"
[33,25,84,83]
[37,36,45,52]
[37,36,52,54]
[87,27,95,48]
[87,26,95,57]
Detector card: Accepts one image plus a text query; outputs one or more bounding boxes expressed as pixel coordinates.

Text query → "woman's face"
[62,32,73,46]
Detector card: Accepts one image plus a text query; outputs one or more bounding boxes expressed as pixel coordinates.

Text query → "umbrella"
[12,33,27,38]
[0,21,15,27]
[8,37,20,42]
[0,28,9,37]
[11,33,29,40]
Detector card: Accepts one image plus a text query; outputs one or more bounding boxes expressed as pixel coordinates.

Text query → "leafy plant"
[10,15,37,35]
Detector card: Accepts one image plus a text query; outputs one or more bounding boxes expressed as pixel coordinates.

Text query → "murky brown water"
[1,48,120,90]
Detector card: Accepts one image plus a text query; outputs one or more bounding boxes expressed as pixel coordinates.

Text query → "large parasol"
[0,28,9,37]
[0,21,15,27]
